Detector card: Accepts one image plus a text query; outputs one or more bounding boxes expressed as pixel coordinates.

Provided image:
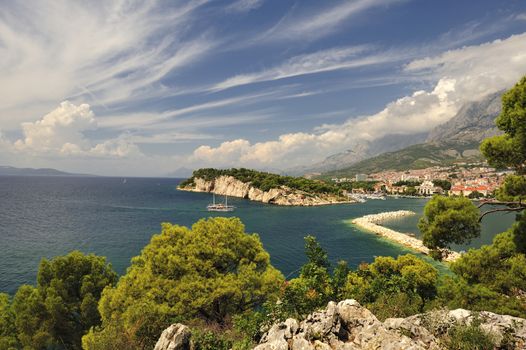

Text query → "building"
[450,185,490,197]
[355,174,367,181]
[416,180,444,196]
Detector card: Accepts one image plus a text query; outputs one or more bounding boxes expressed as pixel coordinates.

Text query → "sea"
[0,176,516,294]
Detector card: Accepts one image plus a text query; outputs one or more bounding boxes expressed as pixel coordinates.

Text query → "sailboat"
[207,193,235,212]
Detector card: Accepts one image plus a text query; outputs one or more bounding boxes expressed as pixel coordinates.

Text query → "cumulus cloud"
[191,33,526,169]
[14,102,96,153]
[12,101,141,158]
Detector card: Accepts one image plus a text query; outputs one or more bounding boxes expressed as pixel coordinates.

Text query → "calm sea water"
[0,176,515,294]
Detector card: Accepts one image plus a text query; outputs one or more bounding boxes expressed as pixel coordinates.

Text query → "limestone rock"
[154,323,191,350]
[255,300,526,349]
[155,300,526,350]
[180,176,352,206]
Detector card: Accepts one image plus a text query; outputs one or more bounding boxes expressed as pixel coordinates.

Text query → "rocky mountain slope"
[288,133,428,175]
[178,175,351,206]
[321,92,504,177]
[156,299,526,350]
[426,91,502,144]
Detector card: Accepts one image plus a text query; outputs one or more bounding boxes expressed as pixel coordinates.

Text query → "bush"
[444,317,496,350]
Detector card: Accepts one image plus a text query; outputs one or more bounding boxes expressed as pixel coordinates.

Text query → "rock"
[256,300,432,350]
[154,323,191,350]
[255,300,526,349]
[155,301,526,350]
[180,176,352,206]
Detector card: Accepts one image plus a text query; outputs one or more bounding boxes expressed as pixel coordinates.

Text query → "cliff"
[156,299,526,349]
[178,175,352,206]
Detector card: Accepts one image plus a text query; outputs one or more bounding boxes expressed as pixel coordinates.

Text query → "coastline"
[350,210,460,262]
[178,175,355,206]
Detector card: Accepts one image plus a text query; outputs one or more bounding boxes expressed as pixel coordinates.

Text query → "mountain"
[322,141,483,178]
[320,92,503,177]
[0,166,91,177]
[287,132,428,175]
[426,90,502,143]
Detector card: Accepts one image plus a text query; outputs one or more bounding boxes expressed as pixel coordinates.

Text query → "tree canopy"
[419,196,481,260]
[83,217,284,349]
[0,251,116,349]
[481,76,526,173]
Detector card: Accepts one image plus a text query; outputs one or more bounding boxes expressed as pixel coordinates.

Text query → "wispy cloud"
[0,1,214,125]
[226,0,264,13]
[258,0,409,42]
[211,45,406,91]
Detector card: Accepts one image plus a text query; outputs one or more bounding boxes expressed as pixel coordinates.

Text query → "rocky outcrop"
[351,211,460,262]
[254,300,526,350]
[179,176,353,206]
[154,323,191,350]
[155,300,526,349]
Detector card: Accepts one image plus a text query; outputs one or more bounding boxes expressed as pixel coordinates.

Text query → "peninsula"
[350,210,461,262]
[178,168,353,206]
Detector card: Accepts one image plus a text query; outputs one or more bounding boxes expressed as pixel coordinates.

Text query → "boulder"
[154,323,191,350]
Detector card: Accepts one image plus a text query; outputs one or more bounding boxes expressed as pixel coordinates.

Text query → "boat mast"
[213,193,216,205]
[225,195,228,206]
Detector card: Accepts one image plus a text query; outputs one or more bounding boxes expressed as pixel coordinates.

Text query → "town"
[329,162,511,198]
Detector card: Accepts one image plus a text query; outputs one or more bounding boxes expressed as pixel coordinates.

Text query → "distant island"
[0,165,92,177]
[178,168,353,206]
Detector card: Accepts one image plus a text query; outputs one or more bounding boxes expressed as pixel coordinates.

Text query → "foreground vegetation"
[2,218,525,349]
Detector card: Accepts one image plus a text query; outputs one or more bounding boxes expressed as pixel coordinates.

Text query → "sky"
[1,0,526,176]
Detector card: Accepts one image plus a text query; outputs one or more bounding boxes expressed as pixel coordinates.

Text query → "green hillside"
[322,141,483,178]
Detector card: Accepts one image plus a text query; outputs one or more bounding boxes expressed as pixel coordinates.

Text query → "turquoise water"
[0,176,515,294]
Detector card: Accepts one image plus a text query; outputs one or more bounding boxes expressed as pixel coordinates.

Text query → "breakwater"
[351,210,460,262]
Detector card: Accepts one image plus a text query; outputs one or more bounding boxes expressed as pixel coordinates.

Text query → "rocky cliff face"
[155,299,526,350]
[179,176,351,206]
[426,91,503,144]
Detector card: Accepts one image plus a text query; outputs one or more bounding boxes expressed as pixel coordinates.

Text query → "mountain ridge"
[0,166,94,177]
[318,91,503,177]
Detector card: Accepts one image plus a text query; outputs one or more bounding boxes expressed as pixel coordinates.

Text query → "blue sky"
[1,0,526,176]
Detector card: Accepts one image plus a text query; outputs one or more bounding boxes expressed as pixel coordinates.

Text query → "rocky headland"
[178,175,353,206]
[155,299,526,350]
[351,210,461,262]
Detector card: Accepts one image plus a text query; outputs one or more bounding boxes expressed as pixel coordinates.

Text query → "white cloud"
[89,138,142,158]
[226,0,264,13]
[260,0,408,42]
[191,33,526,169]
[0,1,213,128]
[14,101,96,153]
[12,101,142,158]
[212,45,400,91]
[515,13,526,21]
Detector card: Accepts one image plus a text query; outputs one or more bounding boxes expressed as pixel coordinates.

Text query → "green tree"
[84,217,283,349]
[481,76,526,174]
[0,293,18,349]
[344,255,438,319]
[279,236,333,318]
[7,251,116,349]
[418,196,481,260]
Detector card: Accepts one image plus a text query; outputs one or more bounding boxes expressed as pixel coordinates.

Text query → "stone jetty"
[351,210,460,262]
